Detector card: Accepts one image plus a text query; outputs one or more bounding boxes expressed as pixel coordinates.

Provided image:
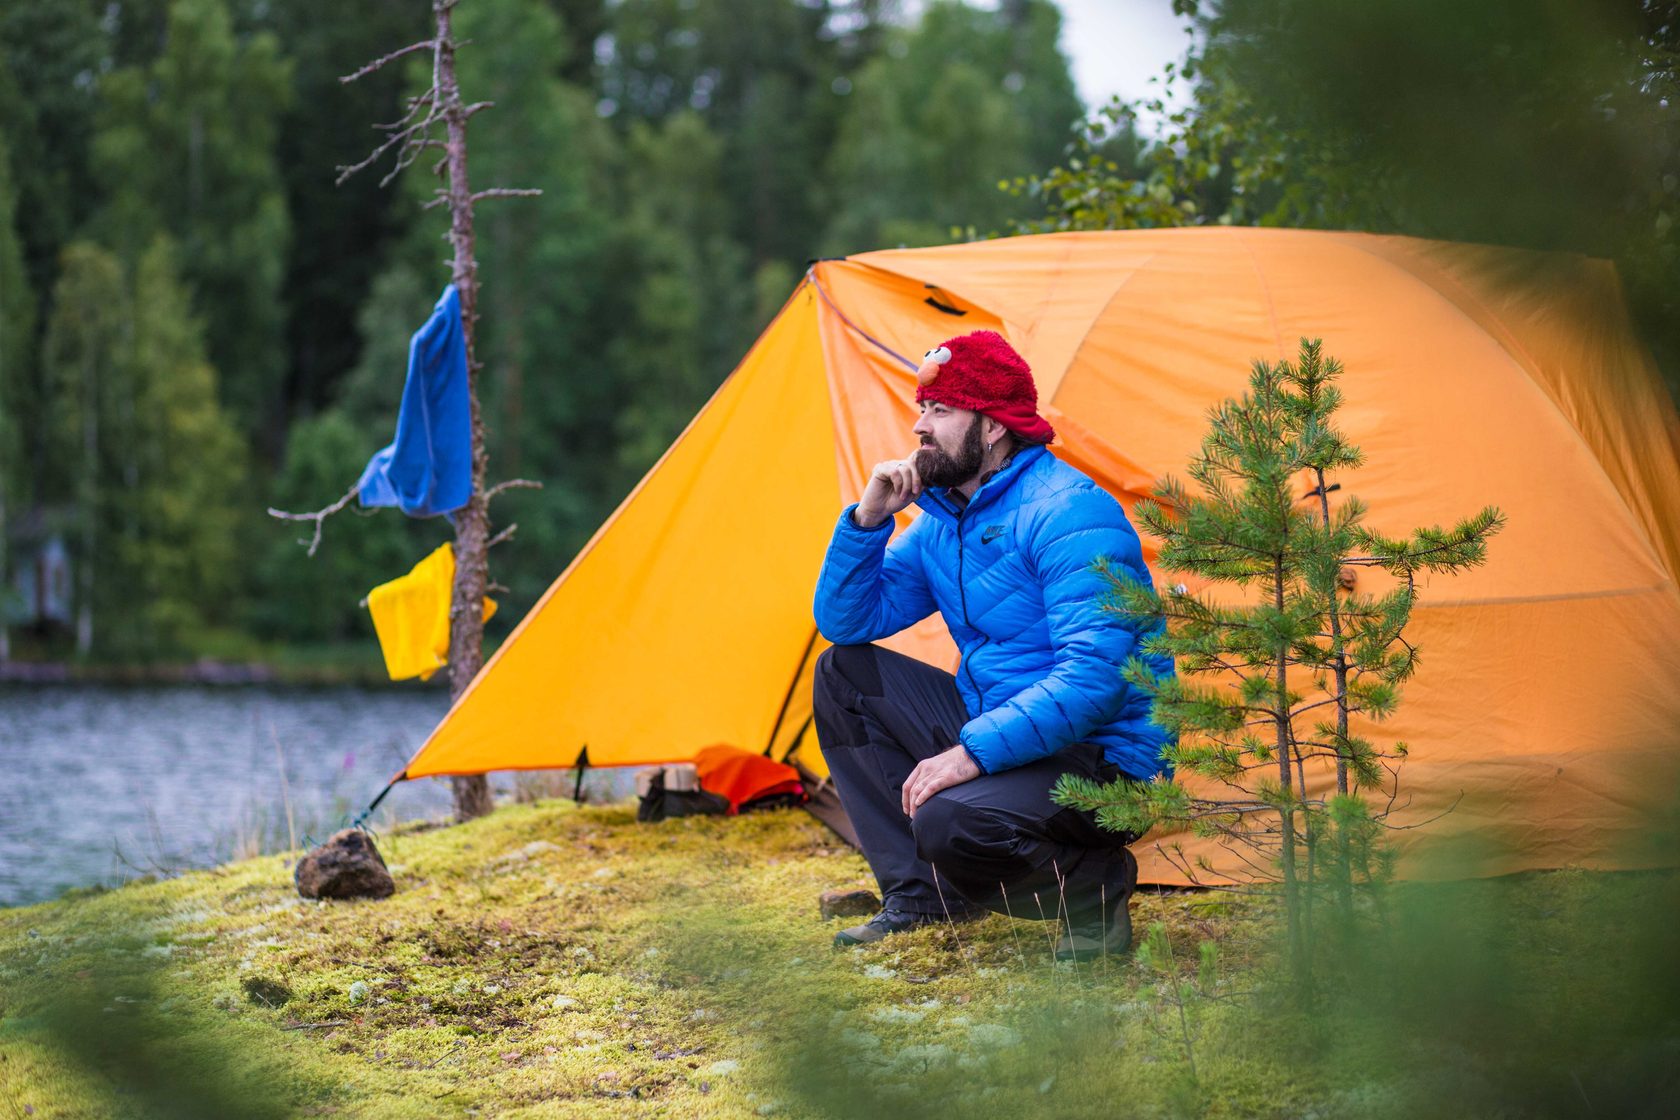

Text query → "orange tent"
[393,228,1680,883]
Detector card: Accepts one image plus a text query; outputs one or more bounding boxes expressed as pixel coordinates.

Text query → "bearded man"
[811,329,1173,960]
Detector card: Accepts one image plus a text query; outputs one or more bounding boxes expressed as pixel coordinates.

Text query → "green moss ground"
[2,801,1675,1119]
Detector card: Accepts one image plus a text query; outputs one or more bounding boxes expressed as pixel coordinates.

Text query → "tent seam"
[808,266,917,370]
[1409,577,1676,610]
[1046,252,1156,411]
[1236,228,1288,357]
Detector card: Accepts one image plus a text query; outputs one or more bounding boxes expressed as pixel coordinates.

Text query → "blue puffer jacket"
[814,445,1174,780]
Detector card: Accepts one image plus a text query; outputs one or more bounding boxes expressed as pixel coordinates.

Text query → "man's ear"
[983,415,1009,448]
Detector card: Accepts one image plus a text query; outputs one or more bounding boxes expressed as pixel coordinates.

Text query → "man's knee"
[813,644,881,706]
[911,794,1012,869]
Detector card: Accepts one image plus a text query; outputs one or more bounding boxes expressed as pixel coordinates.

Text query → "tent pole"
[351,773,403,831]
[778,714,815,764]
[763,628,820,757]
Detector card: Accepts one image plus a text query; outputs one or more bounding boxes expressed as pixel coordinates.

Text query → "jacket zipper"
[954,506,989,707]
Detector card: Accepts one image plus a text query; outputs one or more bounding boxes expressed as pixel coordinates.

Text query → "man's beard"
[916,415,986,489]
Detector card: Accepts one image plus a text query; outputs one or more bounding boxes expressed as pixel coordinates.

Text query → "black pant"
[812,643,1136,922]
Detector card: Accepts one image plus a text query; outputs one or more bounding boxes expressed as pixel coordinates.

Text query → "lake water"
[0,685,506,908]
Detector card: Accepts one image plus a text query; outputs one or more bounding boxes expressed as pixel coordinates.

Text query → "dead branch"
[380,132,442,188]
[340,40,437,84]
[1378,789,1462,831]
[486,477,542,500]
[1155,841,1205,886]
[268,485,359,557]
[336,115,439,186]
[1215,837,1286,882]
[486,523,517,549]
[375,88,437,130]
[471,188,543,203]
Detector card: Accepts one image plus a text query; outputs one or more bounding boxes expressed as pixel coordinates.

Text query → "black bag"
[636,769,730,822]
[737,790,808,814]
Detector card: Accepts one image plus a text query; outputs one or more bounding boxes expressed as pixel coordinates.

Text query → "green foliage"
[822,0,1083,252]
[607,111,755,475]
[1003,96,1195,233]
[332,263,434,431]
[0,129,34,554]
[604,0,861,265]
[0,3,104,302]
[122,239,248,649]
[41,243,127,509]
[88,0,293,441]
[42,237,247,658]
[1057,340,1502,985]
[253,0,435,418]
[255,408,433,644]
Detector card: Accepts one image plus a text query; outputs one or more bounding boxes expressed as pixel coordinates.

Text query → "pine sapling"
[1056,339,1503,989]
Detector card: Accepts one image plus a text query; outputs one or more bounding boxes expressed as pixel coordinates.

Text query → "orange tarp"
[398,228,1680,884]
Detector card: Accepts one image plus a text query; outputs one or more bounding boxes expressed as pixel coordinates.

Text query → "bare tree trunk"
[279,0,545,821]
[432,0,494,821]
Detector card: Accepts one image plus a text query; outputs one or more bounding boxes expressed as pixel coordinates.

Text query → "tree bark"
[435,0,492,821]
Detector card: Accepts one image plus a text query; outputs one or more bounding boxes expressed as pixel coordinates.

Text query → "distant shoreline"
[0,658,440,688]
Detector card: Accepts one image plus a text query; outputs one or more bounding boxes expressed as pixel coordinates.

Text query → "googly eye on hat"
[916,345,952,385]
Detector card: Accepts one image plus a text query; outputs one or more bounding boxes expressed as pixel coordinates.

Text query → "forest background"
[1,0,1674,669]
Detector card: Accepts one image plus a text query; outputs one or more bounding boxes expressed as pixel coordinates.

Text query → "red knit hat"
[915,330,1055,444]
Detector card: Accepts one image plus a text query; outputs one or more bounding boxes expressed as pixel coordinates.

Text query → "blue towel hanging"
[357,284,472,518]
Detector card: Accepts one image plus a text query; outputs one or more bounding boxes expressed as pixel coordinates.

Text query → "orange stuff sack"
[693,745,806,815]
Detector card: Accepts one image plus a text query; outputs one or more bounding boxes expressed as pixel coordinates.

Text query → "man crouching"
[811,329,1173,961]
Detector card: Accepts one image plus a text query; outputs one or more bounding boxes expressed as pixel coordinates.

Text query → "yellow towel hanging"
[366,542,496,681]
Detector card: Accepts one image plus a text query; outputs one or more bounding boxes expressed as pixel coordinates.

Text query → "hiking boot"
[1054,892,1134,961]
[832,907,980,948]
[1055,849,1138,962]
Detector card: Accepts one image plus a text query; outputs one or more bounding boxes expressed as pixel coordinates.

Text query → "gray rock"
[820,888,880,920]
[294,829,394,900]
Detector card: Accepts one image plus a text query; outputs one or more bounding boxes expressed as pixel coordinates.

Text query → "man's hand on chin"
[901,745,981,817]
